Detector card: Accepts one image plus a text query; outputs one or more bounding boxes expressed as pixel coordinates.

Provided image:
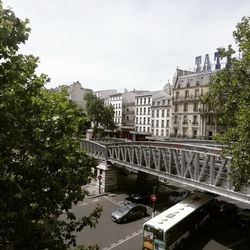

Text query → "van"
[168,188,188,203]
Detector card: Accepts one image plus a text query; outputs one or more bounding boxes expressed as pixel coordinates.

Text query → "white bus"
[142,192,214,250]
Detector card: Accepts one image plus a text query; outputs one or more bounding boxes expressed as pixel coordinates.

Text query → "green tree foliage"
[203,16,250,189]
[84,92,116,133]
[0,2,102,249]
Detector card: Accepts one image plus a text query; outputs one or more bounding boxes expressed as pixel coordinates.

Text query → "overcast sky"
[3,0,250,91]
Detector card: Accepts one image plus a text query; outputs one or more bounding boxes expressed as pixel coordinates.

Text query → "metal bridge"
[80,139,250,204]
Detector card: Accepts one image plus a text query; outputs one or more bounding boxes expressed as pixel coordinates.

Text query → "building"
[49,81,93,111]
[171,68,217,139]
[151,87,172,140]
[131,91,153,141]
[108,93,123,128]
[94,89,118,101]
[120,90,146,139]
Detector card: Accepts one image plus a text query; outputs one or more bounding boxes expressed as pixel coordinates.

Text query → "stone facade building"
[171,69,217,139]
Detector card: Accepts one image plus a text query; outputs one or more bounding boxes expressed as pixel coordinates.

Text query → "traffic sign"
[150,194,157,202]
[97,175,102,180]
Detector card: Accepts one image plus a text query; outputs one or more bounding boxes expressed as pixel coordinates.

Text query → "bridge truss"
[81,139,250,204]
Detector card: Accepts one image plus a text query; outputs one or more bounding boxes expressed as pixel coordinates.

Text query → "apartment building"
[151,90,172,139]
[171,69,217,139]
[130,92,152,141]
[108,93,123,127]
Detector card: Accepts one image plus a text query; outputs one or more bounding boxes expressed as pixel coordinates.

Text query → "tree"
[203,16,250,189]
[0,2,102,249]
[84,92,116,134]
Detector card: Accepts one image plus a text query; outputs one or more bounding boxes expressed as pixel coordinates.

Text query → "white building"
[151,88,172,139]
[108,93,123,127]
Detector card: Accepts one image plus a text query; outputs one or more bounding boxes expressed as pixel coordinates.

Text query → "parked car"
[212,200,238,218]
[168,188,188,204]
[124,191,151,204]
[111,203,147,223]
[235,208,250,227]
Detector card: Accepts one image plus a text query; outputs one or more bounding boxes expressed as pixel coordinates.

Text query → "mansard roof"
[174,71,215,90]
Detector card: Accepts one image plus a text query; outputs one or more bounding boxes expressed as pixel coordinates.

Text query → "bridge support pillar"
[137,171,158,188]
[96,161,118,193]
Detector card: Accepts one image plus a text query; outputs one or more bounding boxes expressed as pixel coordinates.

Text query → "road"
[70,173,250,250]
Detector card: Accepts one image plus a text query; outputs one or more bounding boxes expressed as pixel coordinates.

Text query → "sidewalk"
[83,179,107,198]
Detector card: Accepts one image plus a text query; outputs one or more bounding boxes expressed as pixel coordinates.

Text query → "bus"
[142,192,214,250]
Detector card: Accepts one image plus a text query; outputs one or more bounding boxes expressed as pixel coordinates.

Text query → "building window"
[161,129,164,136]
[174,104,178,112]
[195,89,199,97]
[157,101,160,106]
[193,103,198,112]
[167,109,170,117]
[140,108,142,114]
[184,103,188,112]
[143,117,146,124]
[144,98,146,104]
[148,97,151,104]
[152,110,154,117]
[156,120,159,128]
[174,116,178,123]
[156,110,159,118]
[143,126,145,132]
[148,117,150,124]
[152,101,155,106]
[161,110,164,117]
[193,130,197,138]
[193,115,198,125]
[183,115,188,124]
[185,90,189,98]
[152,129,154,134]
[162,100,165,105]
[166,120,169,127]
[140,117,142,124]
[148,107,150,115]
[166,130,169,136]
[161,120,164,128]
[152,120,154,127]
[144,107,146,114]
[136,117,138,124]
[156,129,159,136]
[147,127,150,132]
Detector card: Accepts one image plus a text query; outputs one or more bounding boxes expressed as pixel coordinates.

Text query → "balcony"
[172,94,202,103]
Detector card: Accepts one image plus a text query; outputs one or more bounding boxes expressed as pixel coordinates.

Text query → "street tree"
[203,16,250,189]
[0,2,102,249]
[84,92,116,134]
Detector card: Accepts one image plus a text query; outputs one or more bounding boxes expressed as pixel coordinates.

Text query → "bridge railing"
[80,139,250,204]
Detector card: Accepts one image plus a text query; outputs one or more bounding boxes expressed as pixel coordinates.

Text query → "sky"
[2,0,250,92]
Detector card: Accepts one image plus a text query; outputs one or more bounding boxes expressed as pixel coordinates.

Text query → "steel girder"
[80,140,250,204]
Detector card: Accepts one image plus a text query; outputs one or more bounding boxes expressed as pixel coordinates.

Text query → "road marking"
[93,198,99,202]
[78,202,88,206]
[101,229,142,250]
[104,196,123,207]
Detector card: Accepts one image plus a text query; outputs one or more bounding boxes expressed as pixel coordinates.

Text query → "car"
[168,188,188,204]
[212,200,238,218]
[111,203,147,223]
[124,191,151,204]
[235,208,250,227]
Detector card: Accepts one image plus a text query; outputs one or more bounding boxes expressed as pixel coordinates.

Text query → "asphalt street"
[70,173,250,250]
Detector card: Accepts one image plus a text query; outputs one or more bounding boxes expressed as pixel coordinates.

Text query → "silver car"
[111,203,147,223]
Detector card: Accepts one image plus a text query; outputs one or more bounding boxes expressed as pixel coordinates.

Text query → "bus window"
[154,228,163,241]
